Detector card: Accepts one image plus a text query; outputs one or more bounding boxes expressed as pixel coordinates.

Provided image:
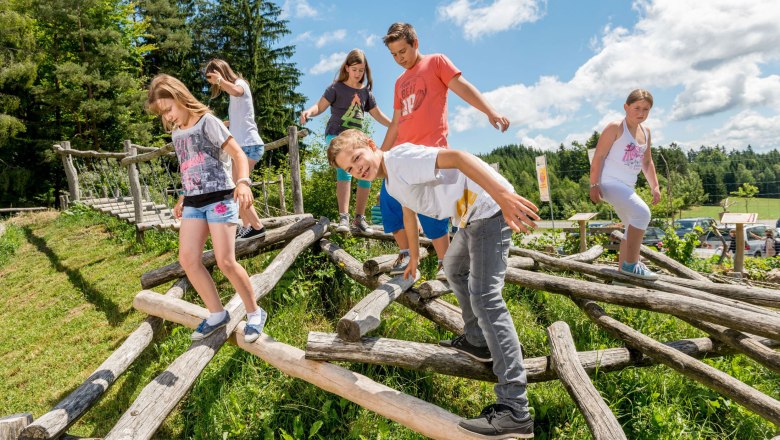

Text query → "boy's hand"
[497,192,540,233]
[488,112,510,132]
[234,183,254,209]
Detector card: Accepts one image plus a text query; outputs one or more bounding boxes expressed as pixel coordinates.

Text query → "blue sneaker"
[191,312,231,341]
[620,261,658,280]
[244,308,268,343]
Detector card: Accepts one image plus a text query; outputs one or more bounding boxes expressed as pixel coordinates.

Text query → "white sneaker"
[335,214,350,233]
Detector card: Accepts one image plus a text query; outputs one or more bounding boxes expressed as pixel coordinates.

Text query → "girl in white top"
[205,59,266,240]
[590,89,662,280]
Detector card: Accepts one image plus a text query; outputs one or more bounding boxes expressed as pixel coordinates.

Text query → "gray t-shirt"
[172,113,234,196]
[323,82,377,136]
[228,78,264,147]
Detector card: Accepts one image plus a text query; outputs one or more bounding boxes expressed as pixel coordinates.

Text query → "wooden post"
[124,140,144,242]
[287,126,304,214]
[278,173,287,215]
[60,141,80,201]
[547,321,627,440]
[0,413,33,440]
[735,222,746,274]
[578,220,587,253]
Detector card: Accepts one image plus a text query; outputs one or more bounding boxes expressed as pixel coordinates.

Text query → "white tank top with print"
[600,119,647,187]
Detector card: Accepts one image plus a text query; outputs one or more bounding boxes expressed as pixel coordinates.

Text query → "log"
[54,143,128,159]
[562,245,604,262]
[287,126,304,214]
[106,219,327,440]
[505,268,780,341]
[508,256,537,270]
[259,213,313,229]
[140,216,316,288]
[574,298,780,426]
[0,413,33,440]
[132,295,483,440]
[611,230,710,282]
[20,280,190,440]
[418,280,451,299]
[319,239,464,335]
[0,207,48,213]
[304,332,780,384]
[363,248,428,276]
[511,249,779,318]
[349,228,434,247]
[547,321,626,440]
[337,273,419,342]
[654,274,780,308]
[682,318,780,375]
[264,127,308,152]
[119,143,173,165]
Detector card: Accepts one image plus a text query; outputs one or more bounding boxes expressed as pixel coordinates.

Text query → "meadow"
[1,206,779,439]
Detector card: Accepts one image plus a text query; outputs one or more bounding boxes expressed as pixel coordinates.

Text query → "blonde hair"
[204,59,242,99]
[626,89,654,107]
[335,49,374,91]
[383,22,417,46]
[145,74,210,131]
[327,129,372,168]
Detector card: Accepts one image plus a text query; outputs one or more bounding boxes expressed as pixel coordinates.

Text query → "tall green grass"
[0,209,777,439]
[681,197,780,220]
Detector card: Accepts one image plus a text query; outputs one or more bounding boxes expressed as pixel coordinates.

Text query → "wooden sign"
[719,212,758,224]
[568,213,598,221]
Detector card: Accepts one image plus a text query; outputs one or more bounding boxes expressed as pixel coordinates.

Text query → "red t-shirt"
[393,54,461,148]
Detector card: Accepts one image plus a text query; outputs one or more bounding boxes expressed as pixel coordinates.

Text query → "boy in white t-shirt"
[328,129,539,439]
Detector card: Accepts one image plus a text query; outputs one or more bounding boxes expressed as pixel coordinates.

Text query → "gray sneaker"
[458,404,534,439]
[388,252,411,275]
[191,312,231,341]
[335,214,350,233]
[351,214,374,234]
[440,334,492,362]
[435,262,447,281]
[244,308,268,343]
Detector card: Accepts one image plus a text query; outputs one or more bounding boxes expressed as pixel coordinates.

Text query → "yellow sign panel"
[535,155,550,202]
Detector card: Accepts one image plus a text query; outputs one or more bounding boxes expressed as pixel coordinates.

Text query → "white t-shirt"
[228,78,264,147]
[384,144,514,228]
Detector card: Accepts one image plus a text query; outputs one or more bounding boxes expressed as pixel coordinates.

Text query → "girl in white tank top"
[589,89,662,280]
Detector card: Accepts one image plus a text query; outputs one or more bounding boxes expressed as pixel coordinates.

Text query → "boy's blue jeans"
[443,212,529,417]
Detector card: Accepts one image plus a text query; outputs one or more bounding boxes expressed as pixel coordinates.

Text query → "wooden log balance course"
[610,230,710,282]
[363,248,428,276]
[105,218,327,440]
[1,413,33,440]
[547,321,626,440]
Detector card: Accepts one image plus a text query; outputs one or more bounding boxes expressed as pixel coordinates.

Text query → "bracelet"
[590,183,600,188]
[236,177,251,186]
[217,77,222,87]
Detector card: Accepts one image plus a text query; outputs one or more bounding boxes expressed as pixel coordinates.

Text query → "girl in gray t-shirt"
[146,74,268,343]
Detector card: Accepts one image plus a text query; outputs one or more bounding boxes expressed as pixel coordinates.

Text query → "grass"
[1,207,778,439]
[680,197,780,220]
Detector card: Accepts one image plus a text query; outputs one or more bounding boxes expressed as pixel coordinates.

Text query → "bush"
[662,226,700,264]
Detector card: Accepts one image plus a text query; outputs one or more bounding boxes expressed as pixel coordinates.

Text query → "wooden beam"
[505,268,780,341]
[140,216,316,288]
[105,219,327,440]
[364,248,428,276]
[20,280,190,440]
[574,298,780,427]
[131,295,484,440]
[0,413,33,440]
[337,274,418,342]
[304,332,780,384]
[547,321,626,440]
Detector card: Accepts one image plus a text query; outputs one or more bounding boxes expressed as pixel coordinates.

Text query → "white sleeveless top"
[600,119,648,187]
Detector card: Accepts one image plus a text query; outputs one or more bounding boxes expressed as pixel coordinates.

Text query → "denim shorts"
[242,144,265,162]
[182,198,241,225]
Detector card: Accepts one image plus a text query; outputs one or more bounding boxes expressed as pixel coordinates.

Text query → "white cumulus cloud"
[281,0,318,19]
[437,0,545,40]
[315,29,347,48]
[309,52,346,75]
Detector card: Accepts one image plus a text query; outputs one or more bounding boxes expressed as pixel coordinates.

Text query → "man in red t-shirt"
[378,22,511,281]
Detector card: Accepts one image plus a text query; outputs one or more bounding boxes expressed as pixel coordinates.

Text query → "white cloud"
[517,131,560,151]
[451,0,780,152]
[309,52,346,75]
[684,111,780,151]
[364,34,379,47]
[292,31,312,43]
[281,0,318,19]
[437,0,545,40]
[315,29,347,48]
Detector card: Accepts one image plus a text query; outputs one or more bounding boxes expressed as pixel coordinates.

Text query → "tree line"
[0,0,305,207]
[479,132,780,220]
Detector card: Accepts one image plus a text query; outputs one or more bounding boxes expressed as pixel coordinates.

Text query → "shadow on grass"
[22,226,128,326]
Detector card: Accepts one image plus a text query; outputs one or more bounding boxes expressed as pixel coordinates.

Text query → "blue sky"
[279,0,780,155]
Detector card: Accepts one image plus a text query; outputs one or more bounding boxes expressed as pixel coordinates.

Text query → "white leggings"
[600,178,651,231]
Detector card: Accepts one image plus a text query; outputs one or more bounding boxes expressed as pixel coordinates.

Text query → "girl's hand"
[589,186,602,204]
[173,199,184,219]
[299,110,311,125]
[234,183,254,209]
[403,254,419,280]
[206,72,222,85]
[496,192,539,233]
[651,187,662,205]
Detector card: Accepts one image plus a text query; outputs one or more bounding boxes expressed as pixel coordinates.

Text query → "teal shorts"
[328,134,372,189]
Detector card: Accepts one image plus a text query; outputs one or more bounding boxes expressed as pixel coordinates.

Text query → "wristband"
[590,183,600,188]
[236,177,251,186]
[217,77,222,87]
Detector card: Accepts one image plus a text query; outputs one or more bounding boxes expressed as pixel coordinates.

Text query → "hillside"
[1,207,778,439]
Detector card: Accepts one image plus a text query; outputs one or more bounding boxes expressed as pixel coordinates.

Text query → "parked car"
[642,226,666,248]
[703,224,767,257]
[673,217,717,238]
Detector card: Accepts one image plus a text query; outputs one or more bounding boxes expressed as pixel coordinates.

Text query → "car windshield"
[674,220,695,229]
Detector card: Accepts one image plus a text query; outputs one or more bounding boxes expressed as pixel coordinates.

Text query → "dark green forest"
[3,0,780,217]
